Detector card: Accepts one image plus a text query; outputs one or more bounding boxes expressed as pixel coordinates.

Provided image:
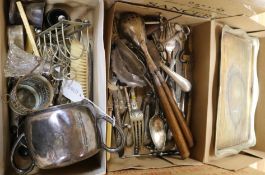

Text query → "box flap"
[0,0,9,174]
[190,21,212,162]
[118,0,265,19]
[254,37,265,154]
[107,164,265,175]
[250,159,265,173]
[104,4,116,81]
[190,21,223,163]
[114,2,208,25]
[249,31,265,37]
[107,156,202,172]
[162,156,203,166]
[216,16,265,32]
[242,149,265,159]
[207,154,262,171]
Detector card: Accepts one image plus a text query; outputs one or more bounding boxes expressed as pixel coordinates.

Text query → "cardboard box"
[0,0,107,174]
[107,164,265,175]
[104,0,265,172]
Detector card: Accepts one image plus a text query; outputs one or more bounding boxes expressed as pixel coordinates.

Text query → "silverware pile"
[109,12,194,159]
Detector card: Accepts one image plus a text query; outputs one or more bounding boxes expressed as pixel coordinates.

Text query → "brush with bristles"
[70,38,90,98]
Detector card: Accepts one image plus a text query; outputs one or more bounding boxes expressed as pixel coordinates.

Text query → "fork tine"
[137,120,141,147]
[129,88,144,155]
[132,121,136,146]
[134,121,139,154]
[141,120,144,145]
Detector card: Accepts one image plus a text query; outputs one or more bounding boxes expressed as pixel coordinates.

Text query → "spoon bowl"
[149,115,166,151]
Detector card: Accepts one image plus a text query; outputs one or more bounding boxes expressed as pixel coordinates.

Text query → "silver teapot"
[11,100,125,174]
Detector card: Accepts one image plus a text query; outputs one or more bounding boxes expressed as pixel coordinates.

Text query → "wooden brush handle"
[153,74,190,158]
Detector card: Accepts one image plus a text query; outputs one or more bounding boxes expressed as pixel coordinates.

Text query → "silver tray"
[215,25,259,157]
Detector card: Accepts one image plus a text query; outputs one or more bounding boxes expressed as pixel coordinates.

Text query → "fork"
[130,88,144,154]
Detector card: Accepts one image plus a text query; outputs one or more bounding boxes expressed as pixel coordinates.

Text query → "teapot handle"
[97,115,125,153]
[11,133,35,174]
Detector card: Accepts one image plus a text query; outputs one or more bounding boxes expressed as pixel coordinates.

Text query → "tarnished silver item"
[149,100,166,151]
[9,74,54,115]
[129,88,144,154]
[9,0,45,28]
[11,100,125,174]
[8,25,24,49]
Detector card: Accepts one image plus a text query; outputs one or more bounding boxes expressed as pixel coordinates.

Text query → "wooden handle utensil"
[157,73,194,148]
[153,73,190,158]
[141,44,190,158]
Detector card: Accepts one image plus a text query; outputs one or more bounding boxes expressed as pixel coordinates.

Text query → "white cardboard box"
[0,0,107,174]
